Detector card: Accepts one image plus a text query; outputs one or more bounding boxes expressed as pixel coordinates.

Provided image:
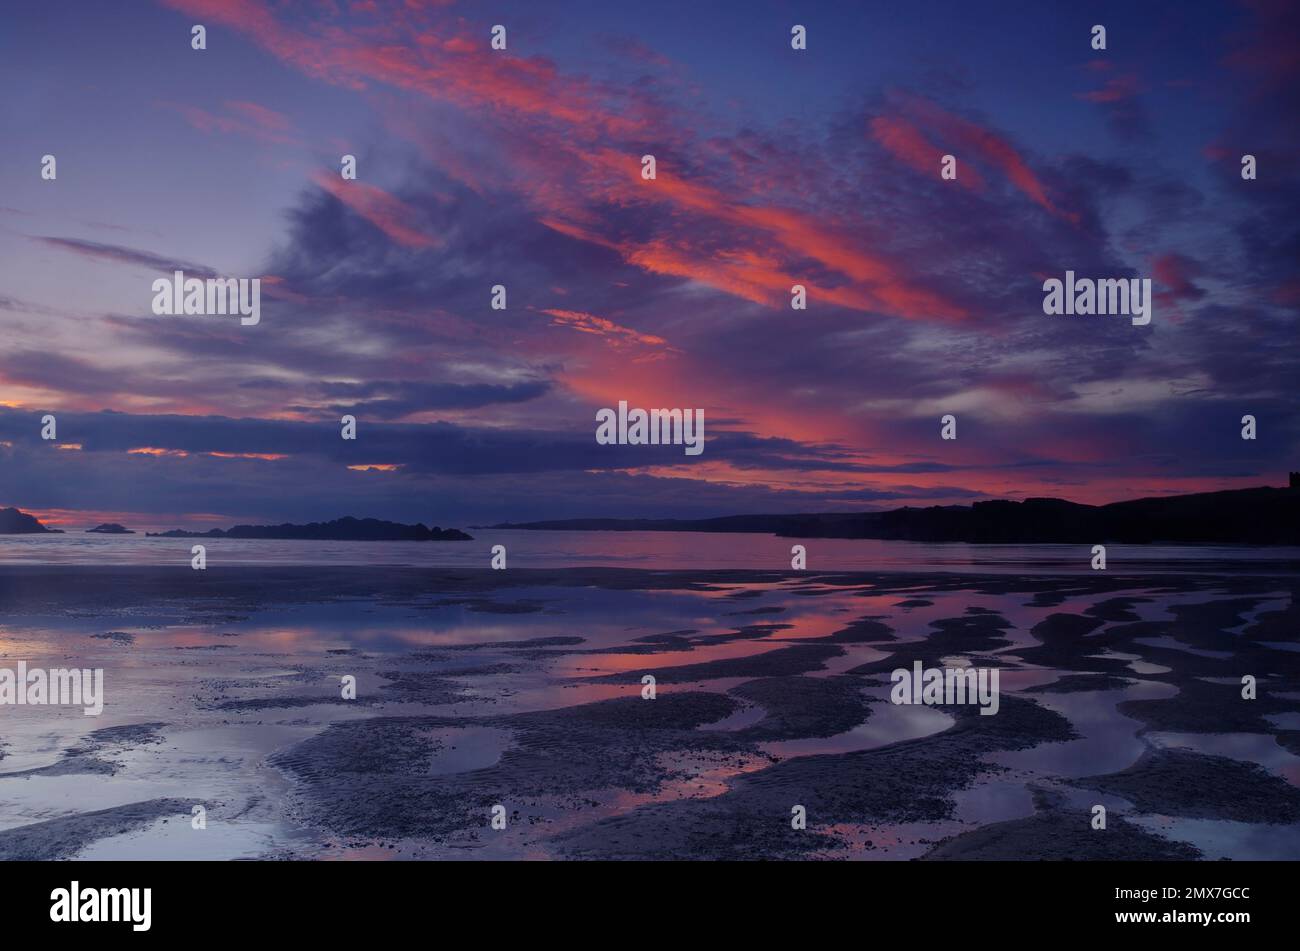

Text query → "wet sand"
[1,565,1298,860]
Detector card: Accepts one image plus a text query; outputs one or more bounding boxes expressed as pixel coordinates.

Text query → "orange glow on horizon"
[129,446,190,457]
[208,451,289,461]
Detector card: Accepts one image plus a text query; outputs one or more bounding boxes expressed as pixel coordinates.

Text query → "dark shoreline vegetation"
[491,483,1300,545]
[0,564,1296,860]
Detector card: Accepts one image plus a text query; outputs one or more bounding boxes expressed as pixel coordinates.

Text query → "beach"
[1,562,1298,860]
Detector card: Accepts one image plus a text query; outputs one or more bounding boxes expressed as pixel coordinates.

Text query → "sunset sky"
[1,0,1296,529]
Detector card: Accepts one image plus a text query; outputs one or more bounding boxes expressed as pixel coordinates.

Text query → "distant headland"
[491,481,1300,546]
[146,516,472,542]
[0,510,470,541]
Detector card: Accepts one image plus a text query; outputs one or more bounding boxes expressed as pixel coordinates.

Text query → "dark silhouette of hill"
[492,485,1300,545]
[146,516,471,542]
[86,523,134,534]
[0,507,61,534]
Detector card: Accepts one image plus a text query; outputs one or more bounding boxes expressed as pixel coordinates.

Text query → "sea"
[1,529,1297,573]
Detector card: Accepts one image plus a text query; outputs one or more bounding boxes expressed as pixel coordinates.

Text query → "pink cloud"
[310,170,440,248]
[159,99,300,145]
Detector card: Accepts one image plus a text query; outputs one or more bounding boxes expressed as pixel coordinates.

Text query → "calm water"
[0,529,1297,572]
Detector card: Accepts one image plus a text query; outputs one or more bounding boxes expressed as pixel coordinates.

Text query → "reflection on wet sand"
[0,565,1297,860]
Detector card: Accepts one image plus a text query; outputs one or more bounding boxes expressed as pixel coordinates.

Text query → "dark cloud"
[31,236,217,278]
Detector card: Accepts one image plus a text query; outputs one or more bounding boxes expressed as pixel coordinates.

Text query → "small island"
[0,507,63,534]
[146,515,472,542]
[86,523,135,534]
